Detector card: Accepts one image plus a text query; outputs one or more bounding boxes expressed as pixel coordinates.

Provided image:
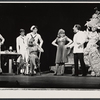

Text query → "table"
[0,51,21,73]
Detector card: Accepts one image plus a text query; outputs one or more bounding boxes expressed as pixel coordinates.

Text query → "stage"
[0,72,100,89]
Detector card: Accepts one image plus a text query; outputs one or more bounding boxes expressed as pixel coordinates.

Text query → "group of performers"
[52,8,100,77]
[16,25,44,75]
[0,7,100,76]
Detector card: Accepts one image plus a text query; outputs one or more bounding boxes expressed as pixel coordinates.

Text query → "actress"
[52,29,72,75]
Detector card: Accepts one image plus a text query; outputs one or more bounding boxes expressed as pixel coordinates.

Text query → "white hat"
[30,25,36,31]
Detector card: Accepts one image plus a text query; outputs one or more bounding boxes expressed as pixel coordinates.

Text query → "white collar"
[30,32,37,37]
[20,35,25,38]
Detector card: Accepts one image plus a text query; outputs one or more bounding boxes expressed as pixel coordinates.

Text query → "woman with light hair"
[52,29,72,75]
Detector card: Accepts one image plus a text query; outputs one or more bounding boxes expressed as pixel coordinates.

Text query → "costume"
[16,35,27,61]
[27,44,40,75]
[70,30,87,76]
[26,32,43,47]
[84,31,100,76]
[55,36,69,64]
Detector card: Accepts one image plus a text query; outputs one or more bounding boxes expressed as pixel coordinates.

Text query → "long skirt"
[55,45,70,63]
[55,45,71,75]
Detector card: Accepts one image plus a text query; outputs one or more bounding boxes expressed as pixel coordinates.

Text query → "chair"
[25,51,42,75]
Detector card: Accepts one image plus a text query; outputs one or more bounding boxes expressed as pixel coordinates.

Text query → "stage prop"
[0,51,21,73]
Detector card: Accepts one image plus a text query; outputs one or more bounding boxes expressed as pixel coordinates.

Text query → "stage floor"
[0,72,100,89]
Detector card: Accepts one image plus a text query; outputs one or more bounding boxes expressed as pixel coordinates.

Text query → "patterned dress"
[84,31,100,76]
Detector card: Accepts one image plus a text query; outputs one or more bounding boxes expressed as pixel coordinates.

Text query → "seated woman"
[27,38,44,76]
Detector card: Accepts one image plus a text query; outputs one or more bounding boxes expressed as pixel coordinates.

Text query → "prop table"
[0,51,21,73]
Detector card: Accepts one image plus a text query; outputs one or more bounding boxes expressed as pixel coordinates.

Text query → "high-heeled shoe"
[54,72,57,75]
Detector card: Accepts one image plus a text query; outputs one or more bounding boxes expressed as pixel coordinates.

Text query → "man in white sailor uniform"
[26,25,43,48]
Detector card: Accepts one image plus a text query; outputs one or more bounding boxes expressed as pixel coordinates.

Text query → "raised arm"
[38,34,43,47]
[25,34,29,47]
[65,36,73,47]
[76,31,87,48]
[0,34,5,45]
[52,38,58,47]
[68,36,74,49]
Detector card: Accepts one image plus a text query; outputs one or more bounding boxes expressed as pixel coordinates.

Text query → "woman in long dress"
[52,29,72,75]
[84,27,100,76]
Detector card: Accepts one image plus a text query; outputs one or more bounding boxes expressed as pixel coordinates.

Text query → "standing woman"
[52,29,72,75]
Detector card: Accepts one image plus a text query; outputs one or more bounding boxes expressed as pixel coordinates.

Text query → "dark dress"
[55,36,69,64]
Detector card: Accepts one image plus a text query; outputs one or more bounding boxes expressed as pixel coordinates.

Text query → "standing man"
[26,25,43,48]
[68,24,87,76]
[16,29,27,61]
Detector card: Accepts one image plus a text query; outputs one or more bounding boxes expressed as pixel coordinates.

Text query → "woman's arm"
[38,35,43,47]
[65,36,73,47]
[52,38,58,47]
[37,46,44,52]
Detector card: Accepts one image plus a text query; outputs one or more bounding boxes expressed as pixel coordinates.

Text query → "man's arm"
[25,34,30,48]
[77,32,87,48]
[16,37,20,53]
[38,34,43,47]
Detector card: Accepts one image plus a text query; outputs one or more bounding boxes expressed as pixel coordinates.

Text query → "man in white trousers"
[16,29,27,74]
[16,29,27,61]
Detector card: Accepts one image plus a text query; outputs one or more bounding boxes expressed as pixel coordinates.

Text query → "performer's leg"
[54,63,59,75]
[29,60,34,75]
[31,55,37,69]
[30,55,38,75]
[73,53,79,76]
[61,63,65,75]
[78,53,87,76]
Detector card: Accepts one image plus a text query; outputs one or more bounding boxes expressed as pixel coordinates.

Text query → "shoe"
[82,74,87,76]
[54,72,57,75]
[31,74,34,76]
[61,73,64,76]
[72,74,78,76]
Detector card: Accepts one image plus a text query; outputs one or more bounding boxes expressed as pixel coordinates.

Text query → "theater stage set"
[0,3,100,89]
[1,69,100,89]
[0,52,100,89]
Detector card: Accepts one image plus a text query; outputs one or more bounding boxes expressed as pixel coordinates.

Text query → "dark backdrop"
[0,3,99,71]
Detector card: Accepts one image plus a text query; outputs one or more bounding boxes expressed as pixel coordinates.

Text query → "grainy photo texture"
[0,3,100,89]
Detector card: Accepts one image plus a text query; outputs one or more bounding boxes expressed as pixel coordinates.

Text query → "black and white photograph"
[0,2,100,89]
